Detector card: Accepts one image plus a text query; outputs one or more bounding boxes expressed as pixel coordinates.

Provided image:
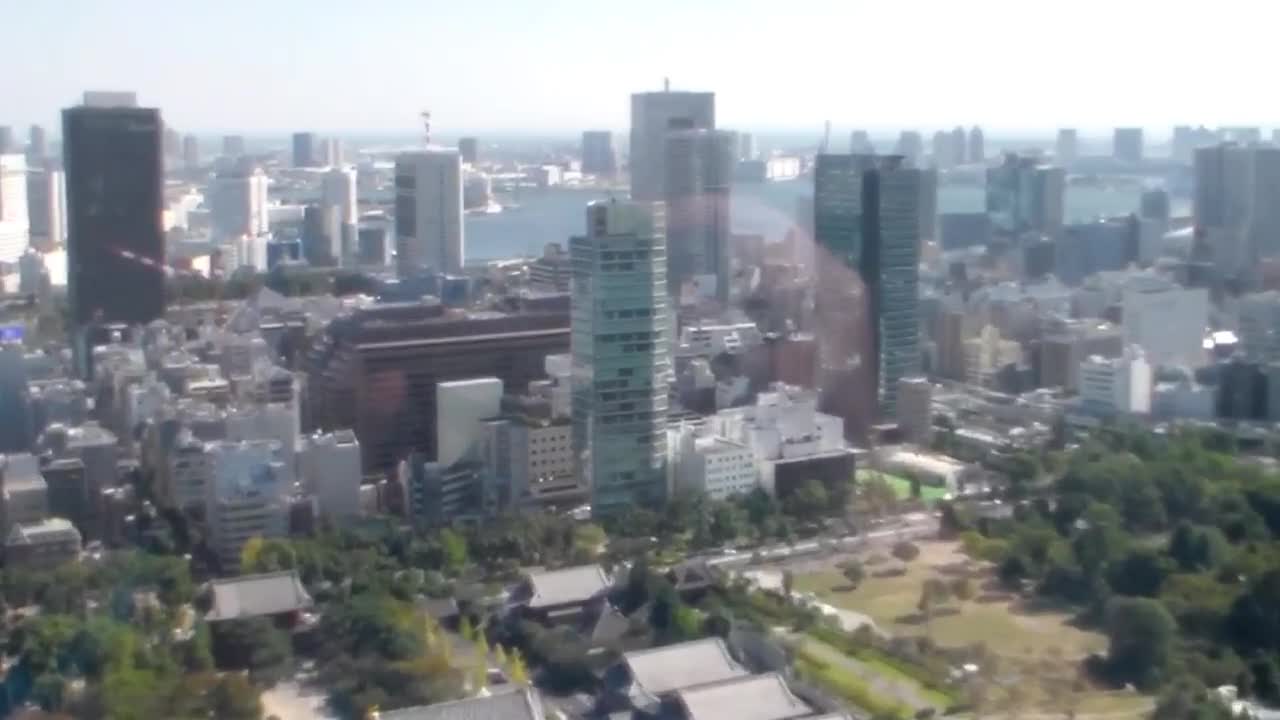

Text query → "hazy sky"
[4,0,1276,136]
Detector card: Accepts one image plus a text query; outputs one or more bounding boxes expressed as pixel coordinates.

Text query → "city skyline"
[5,0,1279,135]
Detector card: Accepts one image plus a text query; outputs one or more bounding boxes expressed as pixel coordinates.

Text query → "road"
[700,513,939,570]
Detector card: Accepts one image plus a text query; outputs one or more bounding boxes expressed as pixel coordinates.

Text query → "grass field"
[856,469,951,503]
[791,541,1143,717]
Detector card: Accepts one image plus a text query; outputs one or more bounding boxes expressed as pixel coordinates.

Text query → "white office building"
[211,167,270,240]
[708,383,848,496]
[394,149,464,276]
[1079,346,1152,417]
[669,423,758,500]
[675,322,764,358]
[167,431,214,510]
[1121,283,1209,368]
[436,378,503,467]
[0,154,30,262]
[963,326,1022,388]
[225,404,300,477]
[321,166,358,264]
[206,439,290,571]
[299,430,361,525]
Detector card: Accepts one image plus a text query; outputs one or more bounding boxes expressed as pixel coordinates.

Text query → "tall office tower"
[1114,127,1144,164]
[1249,146,1280,263]
[1056,128,1078,164]
[985,154,1066,237]
[664,129,733,302]
[850,130,873,154]
[0,127,13,154]
[813,154,922,430]
[394,149,464,276]
[581,131,617,176]
[291,131,318,168]
[629,87,715,202]
[323,137,342,167]
[894,131,924,167]
[182,134,199,171]
[221,134,245,158]
[736,131,757,161]
[302,205,340,267]
[26,166,66,251]
[1194,143,1257,279]
[210,164,270,240]
[27,126,46,165]
[162,126,180,159]
[0,154,29,262]
[950,126,967,165]
[571,200,671,514]
[321,165,358,264]
[63,92,165,327]
[930,131,952,169]
[968,126,985,164]
[917,168,939,244]
[1140,189,1171,221]
[457,137,478,164]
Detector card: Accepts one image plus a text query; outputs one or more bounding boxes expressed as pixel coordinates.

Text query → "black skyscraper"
[292,132,318,168]
[63,100,165,328]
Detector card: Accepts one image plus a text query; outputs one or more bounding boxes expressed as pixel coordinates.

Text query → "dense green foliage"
[951,427,1280,712]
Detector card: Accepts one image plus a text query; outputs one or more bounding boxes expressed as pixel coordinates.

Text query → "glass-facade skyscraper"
[63,95,165,328]
[814,154,922,431]
[570,200,671,515]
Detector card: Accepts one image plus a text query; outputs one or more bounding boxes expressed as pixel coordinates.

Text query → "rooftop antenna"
[664,77,670,92]
[420,110,432,146]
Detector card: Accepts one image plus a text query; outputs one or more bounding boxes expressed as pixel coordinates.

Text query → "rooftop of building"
[619,638,747,698]
[6,517,80,546]
[205,570,313,622]
[673,673,811,720]
[522,564,612,610]
[377,687,544,720]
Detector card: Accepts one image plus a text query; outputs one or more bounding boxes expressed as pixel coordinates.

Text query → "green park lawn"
[855,469,951,503]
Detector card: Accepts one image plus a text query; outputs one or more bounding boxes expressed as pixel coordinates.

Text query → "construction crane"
[819,120,831,154]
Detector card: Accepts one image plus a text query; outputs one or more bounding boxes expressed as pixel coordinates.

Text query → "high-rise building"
[1193,142,1276,279]
[917,168,938,244]
[162,126,180,159]
[950,126,967,165]
[394,149,464,276]
[849,130,873,154]
[1079,346,1152,417]
[291,131,318,168]
[0,127,13,154]
[1121,283,1208,368]
[1055,128,1078,165]
[210,164,270,240]
[322,138,342,167]
[1237,291,1280,363]
[930,131,952,170]
[27,126,46,165]
[629,88,715,202]
[813,154,922,428]
[302,205,340,267]
[896,376,933,445]
[1114,127,1144,164]
[321,166,358,264]
[664,128,733,302]
[221,134,245,158]
[182,134,199,171]
[736,131,757,162]
[298,430,362,526]
[581,130,616,176]
[25,166,65,251]
[570,200,671,514]
[457,137,478,164]
[206,439,289,572]
[0,154,30,262]
[63,93,165,327]
[968,126,985,164]
[894,131,923,168]
[986,154,1065,237]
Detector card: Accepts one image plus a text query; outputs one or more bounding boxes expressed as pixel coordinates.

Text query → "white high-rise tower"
[0,154,30,262]
[394,149,464,276]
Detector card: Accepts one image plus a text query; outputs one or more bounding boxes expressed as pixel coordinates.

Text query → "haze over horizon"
[4,0,1278,136]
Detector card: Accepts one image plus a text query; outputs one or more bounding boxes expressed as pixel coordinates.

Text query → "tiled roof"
[205,570,313,621]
